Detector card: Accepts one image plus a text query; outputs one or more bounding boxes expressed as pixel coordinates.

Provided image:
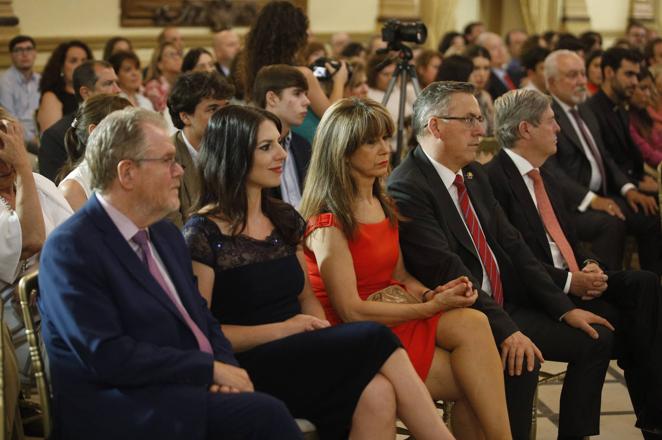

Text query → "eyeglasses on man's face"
[425,114,485,128]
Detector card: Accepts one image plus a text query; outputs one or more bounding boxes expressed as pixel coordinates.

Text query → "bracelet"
[421,289,433,302]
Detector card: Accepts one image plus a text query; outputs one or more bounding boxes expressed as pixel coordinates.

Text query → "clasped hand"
[429,276,477,310]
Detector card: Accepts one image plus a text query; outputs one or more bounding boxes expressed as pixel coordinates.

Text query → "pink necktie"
[527,170,580,272]
[568,108,607,194]
[453,175,504,305]
[132,230,213,354]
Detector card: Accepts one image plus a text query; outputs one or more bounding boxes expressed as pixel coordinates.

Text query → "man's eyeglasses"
[426,114,485,128]
[133,156,181,169]
[11,47,35,54]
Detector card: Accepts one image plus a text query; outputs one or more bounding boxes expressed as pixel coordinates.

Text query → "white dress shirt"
[180,131,199,163]
[422,149,499,296]
[502,148,573,293]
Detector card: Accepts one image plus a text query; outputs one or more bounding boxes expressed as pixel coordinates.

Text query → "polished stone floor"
[396,360,641,440]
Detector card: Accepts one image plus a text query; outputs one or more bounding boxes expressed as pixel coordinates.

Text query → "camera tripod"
[379,42,421,167]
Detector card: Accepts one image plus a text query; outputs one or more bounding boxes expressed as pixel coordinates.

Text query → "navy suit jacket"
[38,195,238,440]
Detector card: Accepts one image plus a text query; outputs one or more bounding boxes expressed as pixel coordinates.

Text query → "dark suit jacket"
[545,98,632,209]
[486,69,512,101]
[271,132,312,200]
[388,147,575,344]
[586,89,644,182]
[38,112,74,182]
[167,131,201,228]
[38,195,237,440]
[486,150,600,289]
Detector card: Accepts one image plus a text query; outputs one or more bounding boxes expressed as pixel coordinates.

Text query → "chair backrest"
[0,285,23,440]
[17,271,51,439]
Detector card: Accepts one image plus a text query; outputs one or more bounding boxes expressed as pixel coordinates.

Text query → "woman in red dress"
[302,98,511,440]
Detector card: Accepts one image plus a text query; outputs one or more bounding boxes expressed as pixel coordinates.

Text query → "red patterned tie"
[527,170,580,272]
[133,230,213,354]
[453,175,504,305]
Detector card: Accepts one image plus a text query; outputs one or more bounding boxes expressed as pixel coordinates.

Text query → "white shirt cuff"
[578,191,597,212]
[563,272,572,294]
[620,183,636,197]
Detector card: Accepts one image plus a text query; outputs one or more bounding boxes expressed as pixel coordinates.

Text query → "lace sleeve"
[183,216,215,267]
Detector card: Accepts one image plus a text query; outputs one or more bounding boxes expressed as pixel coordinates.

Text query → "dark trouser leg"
[614,196,662,275]
[597,270,662,434]
[504,361,540,440]
[509,307,613,438]
[573,209,626,271]
[206,391,302,440]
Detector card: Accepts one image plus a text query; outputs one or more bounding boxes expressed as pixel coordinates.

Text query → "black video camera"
[308,57,352,82]
[381,19,427,45]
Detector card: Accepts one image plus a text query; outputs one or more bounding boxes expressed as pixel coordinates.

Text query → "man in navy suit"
[38,107,302,440]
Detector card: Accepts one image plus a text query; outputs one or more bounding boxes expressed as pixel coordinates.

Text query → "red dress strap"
[305,213,340,237]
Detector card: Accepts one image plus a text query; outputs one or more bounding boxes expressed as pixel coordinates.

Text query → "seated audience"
[253,65,311,208]
[415,50,442,89]
[544,50,662,275]
[366,34,387,56]
[38,60,121,182]
[487,88,662,437]
[212,28,240,78]
[463,21,485,45]
[102,36,132,61]
[0,108,71,290]
[184,104,453,440]
[242,0,348,144]
[437,31,465,57]
[58,94,132,211]
[301,41,327,64]
[629,66,662,168]
[585,49,603,96]
[166,71,233,227]
[302,97,512,439]
[520,46,550,93]
[645,37,662,67]
[580,31,603,53]
[340,42,366,61]
[387,81,615,439]
[343,60,369,98]
[330,32,351,57]
[556,33,586,58]
[436,54,473,82]
[586,48,658,188]
[108,51,154,110]
[0,35,40,151]
[158,26,185,54]
[626,20,648,54]
[476,32,515,100]
[38,107,302,440]
[182,48,216,73]
[144,42,182,113]
[505,29,528,86]
[465,46,496,136]
[366,53,415,125]
[37,40,92,133]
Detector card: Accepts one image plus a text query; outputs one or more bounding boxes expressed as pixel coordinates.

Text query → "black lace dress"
[184,212,401,440]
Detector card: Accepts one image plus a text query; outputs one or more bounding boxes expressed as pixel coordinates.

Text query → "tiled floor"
[397,360,641,439]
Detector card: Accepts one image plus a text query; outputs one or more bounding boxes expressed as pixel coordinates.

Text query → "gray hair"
[475,31,501,48]
[86,107,166,192]
[494,89,552,149]
[544,49,580,88]
[413,81,475,139]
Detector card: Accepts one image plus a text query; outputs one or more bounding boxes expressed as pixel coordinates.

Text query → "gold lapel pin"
[465,171,474,180]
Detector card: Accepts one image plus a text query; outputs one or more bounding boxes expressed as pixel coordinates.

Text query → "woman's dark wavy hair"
[181,47,213,73]
[438,31,463,55]
[242,1,309,99]
[58,94,132,183]
[102,36,133,61]
[195,105,302,245]
[39,40,93,95]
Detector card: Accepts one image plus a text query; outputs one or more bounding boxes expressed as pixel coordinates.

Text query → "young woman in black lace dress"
[183,105,453,440]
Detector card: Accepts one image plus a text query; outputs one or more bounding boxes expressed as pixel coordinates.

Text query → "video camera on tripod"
[377,19,427,166]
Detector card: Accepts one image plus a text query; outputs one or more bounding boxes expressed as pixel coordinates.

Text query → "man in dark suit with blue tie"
[38,107,302,440]
[486,88,662,437]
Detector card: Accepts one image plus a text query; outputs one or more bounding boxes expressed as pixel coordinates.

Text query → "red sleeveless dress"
[304,213,440,380]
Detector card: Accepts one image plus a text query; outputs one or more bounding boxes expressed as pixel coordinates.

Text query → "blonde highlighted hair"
[300,97,397,238]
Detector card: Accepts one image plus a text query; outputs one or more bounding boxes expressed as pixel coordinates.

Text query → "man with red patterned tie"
[486,88,662,438]
[388,81,614,440]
